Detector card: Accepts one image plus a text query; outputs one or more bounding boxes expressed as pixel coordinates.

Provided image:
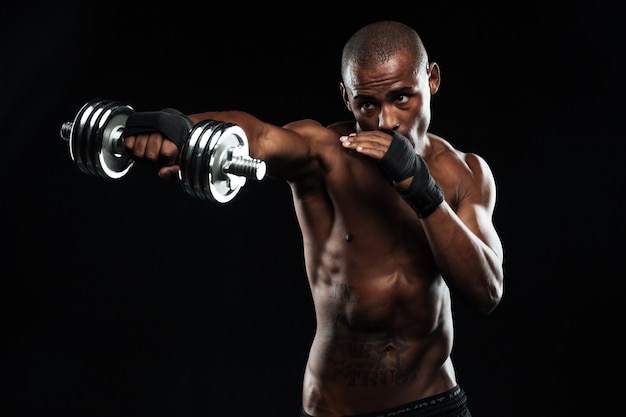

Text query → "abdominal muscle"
[298,204,457,416]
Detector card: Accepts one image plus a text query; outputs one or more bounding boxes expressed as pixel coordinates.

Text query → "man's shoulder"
[427,133,486,164]
[283,118,343,136]
[326,120,355,135]
[426,133,494,182]
[426,133,462,161]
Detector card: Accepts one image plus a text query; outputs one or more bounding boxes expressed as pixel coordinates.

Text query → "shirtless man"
[122,20,504,417]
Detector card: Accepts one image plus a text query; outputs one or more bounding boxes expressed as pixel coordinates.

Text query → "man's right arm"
[124,110,321,181]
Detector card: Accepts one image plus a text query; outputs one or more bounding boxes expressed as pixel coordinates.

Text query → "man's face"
[340,51,436,145]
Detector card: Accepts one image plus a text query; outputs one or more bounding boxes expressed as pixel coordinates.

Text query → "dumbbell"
[59,99,266,203]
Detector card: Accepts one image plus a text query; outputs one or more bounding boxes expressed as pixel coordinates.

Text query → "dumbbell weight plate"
[179,119,221,200]
[207,124,250,203]
[68,99,135,179]
[179,120,249,203]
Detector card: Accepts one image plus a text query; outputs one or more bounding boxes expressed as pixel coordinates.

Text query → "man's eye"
[396,95,409,104]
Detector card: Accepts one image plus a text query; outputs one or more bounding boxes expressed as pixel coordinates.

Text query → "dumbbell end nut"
[60,122,73,142]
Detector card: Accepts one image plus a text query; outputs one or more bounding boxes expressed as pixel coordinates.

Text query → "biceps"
[253,125,318,181]
[456,194,503,261]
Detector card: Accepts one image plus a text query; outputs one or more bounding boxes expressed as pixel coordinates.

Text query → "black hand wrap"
[377,130,444,218]
[122,108,194,149]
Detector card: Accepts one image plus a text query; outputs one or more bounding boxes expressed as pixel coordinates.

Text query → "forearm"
[422,202,504,315]
[188,110,265,140]
[187,111,315,181]
[187,110,279,162]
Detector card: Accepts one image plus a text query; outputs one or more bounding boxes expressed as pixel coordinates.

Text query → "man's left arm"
[422,152,504,315]
[340,130,504,314]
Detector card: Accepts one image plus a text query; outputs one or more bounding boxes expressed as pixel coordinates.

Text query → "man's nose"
[377,105,399,131]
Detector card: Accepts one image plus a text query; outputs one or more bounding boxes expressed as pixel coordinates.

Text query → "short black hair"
[341,21,428,79]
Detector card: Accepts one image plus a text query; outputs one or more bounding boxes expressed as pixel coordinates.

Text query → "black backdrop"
[1,2,622,416]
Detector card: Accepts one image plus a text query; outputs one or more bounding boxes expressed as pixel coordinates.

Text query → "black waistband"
[300,386,468,417]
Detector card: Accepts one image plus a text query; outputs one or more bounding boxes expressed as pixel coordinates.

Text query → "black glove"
[377,130,444,218]
[122,108,194,149]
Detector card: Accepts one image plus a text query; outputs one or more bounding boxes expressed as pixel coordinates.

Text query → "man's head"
[340,21,440,145]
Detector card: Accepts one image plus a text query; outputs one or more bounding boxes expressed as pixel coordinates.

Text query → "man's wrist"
[399,158,444,218]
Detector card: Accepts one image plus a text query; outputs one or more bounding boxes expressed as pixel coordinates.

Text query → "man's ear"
[428,62,441,94]
[339,82,351,111]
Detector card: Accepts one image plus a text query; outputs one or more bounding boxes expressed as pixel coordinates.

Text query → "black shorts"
[300,385,471,417]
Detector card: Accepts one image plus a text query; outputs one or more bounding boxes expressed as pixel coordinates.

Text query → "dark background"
[1,1,622,416]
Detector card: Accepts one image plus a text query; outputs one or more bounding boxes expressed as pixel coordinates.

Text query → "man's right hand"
[123,132,181,179]
[122,108,195,179]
